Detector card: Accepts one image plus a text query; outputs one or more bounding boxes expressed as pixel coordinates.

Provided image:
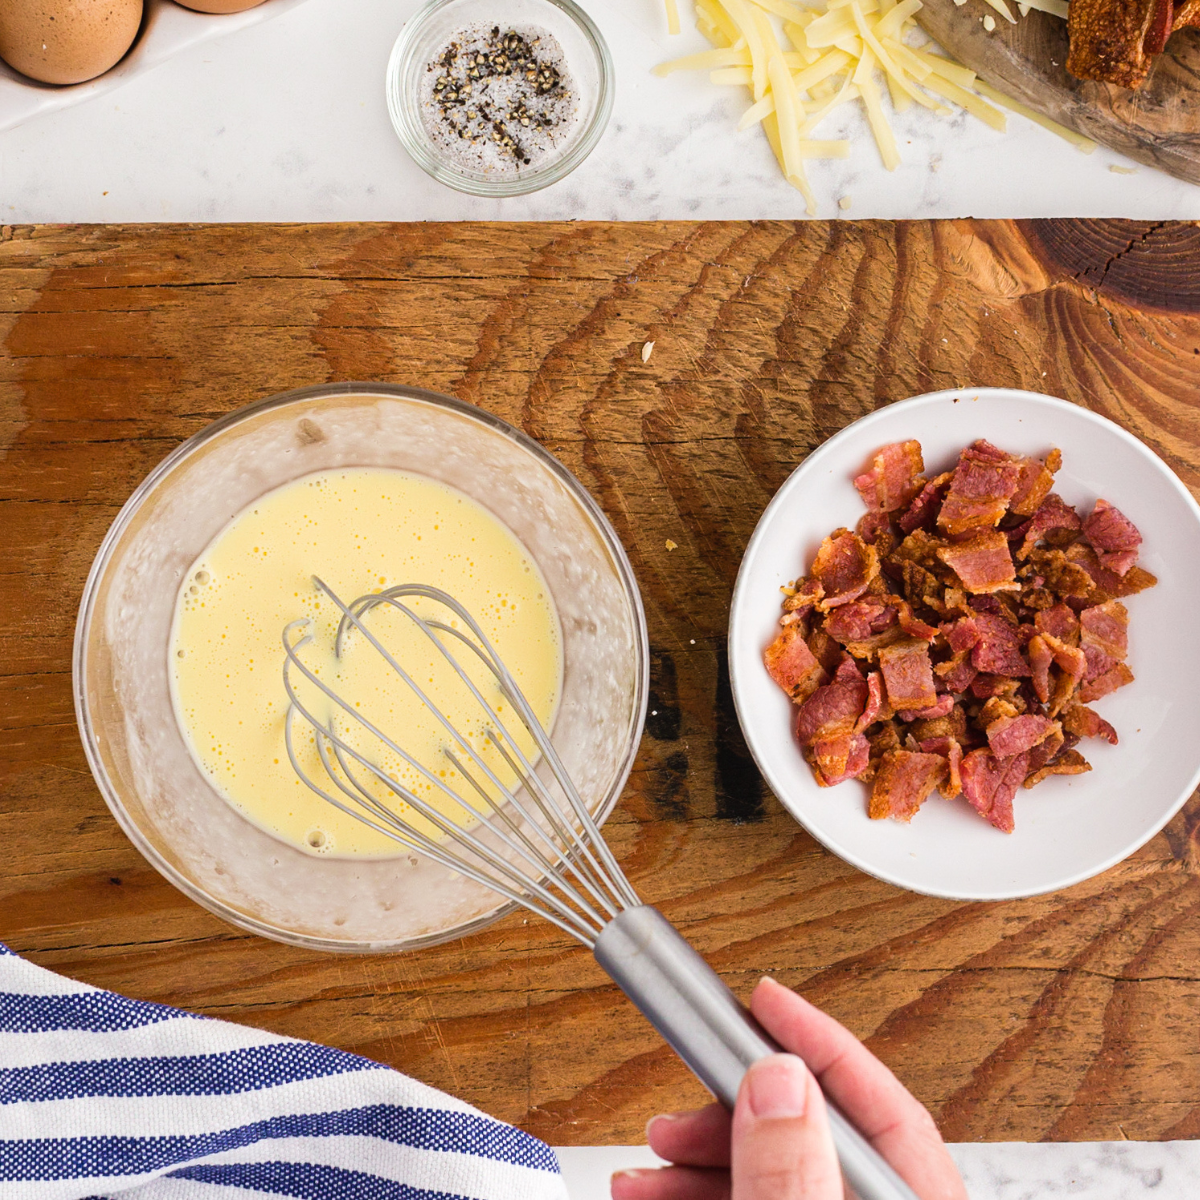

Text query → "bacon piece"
[812,531,880,611]
[1013,494,1083,561]
[856,510,895,549]
[1061,703,1119,746]
[970,613,1030,677]
[918,736,963,798]
[764,624,827,703]
[897,600,938,641]
[855,671,891,733]
[869,749,947,822]
[807,627,844,676]
[878,639,938,712]
[934,649,978,694]
[1025,727,1066,777]
[901,693,955,721]
[897,472,953,534]
[1079,662,1135,704]
[824,597,898,645]
[1028,634,1053,703]
[1065,543,1157,602]
[1034,603,1080,645]
[938,442,1023,536]
[1082,499,1142,577]
[1025,748,1092,788]
[986,714,1060,759]
[937,529,1017,594]
[813,733,871,786]
[944,616,980,654]
[1079,600,1129,680]
[1067,0,1160,88]
[794,657,869,747]
[960,748,1030,833]
[1025,548,1093,600]
[1008,454,1058,518]
[854,441,925,512]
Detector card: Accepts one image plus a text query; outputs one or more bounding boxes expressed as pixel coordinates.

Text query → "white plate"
[729,388,1200,900]
[0,0,312,135]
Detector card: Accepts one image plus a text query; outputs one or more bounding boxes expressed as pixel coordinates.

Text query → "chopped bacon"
[986,714,1060,759]
[764,624,827,703]
[869,750,948,822]
[902,693,955,720]
[855,671,890,733]
[897,600,938,641]
[970,613,1031,677]
[934,650,977,694]
[897,472,953,534]
[812,531,880,610]
[1008,453,1057,518]
[1082,499,1142,577]
[806,627,845,676]
[1065,543,1157,601]
[945,616,980,654]
[960,749,1030,833]
[938,442,1023,536]
[1025,727,1065,777]
[937,530,1017,594]
[1078,662,1135,704]
[854,441,925,512]
[878,639,938,712]
[813,733,871,786]
[1061,704,1119,746]
[856,510,894,547]
[794,657,869,747]
[824,598,898,645]
[918,736,963,798]
[1079,601,1129,665]
[1028,634,1053,704]
[766,437,1152,834]
[1024,749,1092,789]
[1034,603,1079,645]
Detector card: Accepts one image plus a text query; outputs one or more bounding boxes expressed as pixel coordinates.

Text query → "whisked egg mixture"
[169,468,562,858]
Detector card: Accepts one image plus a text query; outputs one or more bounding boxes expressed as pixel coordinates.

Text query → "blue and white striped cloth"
[0,944,568,1200]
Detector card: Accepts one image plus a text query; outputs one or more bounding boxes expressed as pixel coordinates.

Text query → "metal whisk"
[282,579,918,1200]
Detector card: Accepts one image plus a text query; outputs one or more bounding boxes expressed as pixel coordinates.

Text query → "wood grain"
[1,219,1199,1147]
[919,0,1200,184]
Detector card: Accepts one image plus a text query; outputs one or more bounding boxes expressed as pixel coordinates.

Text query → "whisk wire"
[283,627,610,941]
[311,582,625,925]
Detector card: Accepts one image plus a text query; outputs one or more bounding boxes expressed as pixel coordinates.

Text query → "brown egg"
[174,0,269,11]
[0,0,143,86]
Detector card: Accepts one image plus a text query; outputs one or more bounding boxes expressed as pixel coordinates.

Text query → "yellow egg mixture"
[170,469,562,858]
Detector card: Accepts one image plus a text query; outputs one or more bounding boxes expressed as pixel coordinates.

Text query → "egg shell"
[0,0,143,86]
[174,0,268,11]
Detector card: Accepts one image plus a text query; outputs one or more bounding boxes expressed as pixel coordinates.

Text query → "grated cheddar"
[655,0,1097,213]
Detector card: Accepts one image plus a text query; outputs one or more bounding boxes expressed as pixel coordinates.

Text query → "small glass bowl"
[386,0,613,197]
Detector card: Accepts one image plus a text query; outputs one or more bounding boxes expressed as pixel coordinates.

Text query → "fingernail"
[645,1112,678,1141]
[746,1053,810,1119]
[613,1169,652,1180]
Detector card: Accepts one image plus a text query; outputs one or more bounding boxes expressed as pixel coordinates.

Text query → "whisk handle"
[593,906,919,1200]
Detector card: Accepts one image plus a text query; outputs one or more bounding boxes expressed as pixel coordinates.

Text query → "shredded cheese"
[665,0,682,35]
[657,0,1098,213]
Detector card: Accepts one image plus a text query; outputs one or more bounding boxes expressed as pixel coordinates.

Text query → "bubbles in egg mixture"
[168,468,563,858]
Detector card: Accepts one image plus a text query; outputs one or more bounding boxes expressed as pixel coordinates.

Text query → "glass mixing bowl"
[74,384,648,952]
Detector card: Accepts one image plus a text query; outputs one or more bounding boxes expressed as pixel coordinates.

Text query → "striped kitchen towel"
[0,944,567,1200]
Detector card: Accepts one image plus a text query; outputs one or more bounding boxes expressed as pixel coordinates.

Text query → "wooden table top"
[2,218,1199,1148]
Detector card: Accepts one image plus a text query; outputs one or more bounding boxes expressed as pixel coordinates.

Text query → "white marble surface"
[556,1141,1200,1198]
[2,0,1199,222]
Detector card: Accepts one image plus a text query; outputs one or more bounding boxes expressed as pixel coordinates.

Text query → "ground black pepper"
[423,24,575,171]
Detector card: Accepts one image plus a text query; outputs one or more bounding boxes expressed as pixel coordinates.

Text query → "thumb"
[732,1054,842,1200]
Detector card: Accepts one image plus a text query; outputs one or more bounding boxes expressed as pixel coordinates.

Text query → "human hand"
[610,975,966,1200]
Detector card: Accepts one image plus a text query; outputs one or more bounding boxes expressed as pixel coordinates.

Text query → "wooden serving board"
[3,220,1200,1146]
[918,0,1200,184]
